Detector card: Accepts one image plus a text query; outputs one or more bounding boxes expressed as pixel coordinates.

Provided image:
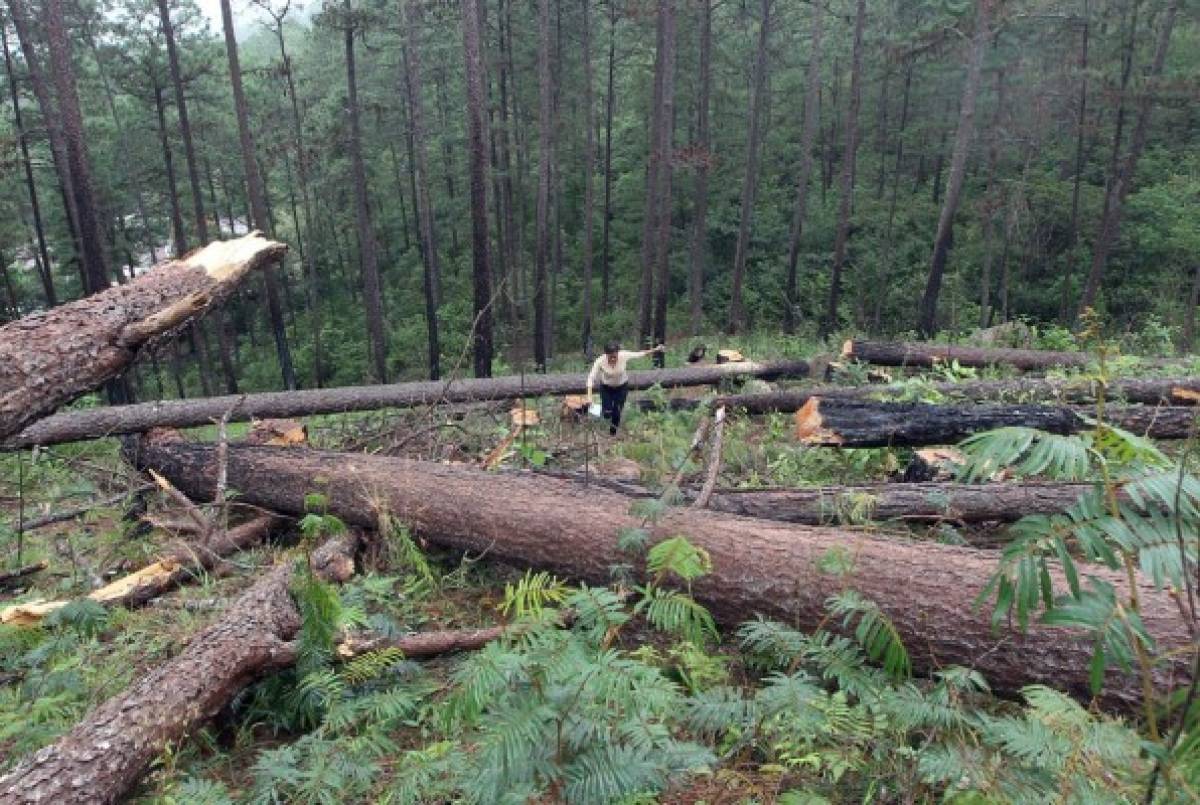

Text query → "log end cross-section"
[0,232,287,441]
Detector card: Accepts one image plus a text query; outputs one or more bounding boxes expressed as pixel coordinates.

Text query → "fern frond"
[500,570,568,620]
[957,427,1091,481]
[636,585,718,644]
[646,535,713,584]
[826,590,911,679]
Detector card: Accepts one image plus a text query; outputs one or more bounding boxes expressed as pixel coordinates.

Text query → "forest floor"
[2,336,1199,802]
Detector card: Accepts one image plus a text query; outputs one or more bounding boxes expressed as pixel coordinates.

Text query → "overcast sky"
[191,0,273,38]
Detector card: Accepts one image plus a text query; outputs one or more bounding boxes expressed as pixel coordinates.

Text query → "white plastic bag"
[588,402,602,418]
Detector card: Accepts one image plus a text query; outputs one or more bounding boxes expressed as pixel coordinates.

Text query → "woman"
[586,341,665,435]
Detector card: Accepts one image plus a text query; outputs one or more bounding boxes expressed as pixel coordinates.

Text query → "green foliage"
[826,591,911,679]
[499,570,569,620]
[645,535,712,584]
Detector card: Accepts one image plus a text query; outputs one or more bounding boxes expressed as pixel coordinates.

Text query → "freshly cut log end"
[131,435,1194,712]
[0,232,286,441]
[0,562,301,805]
[5,359,810,450]
[842,339,1089,371]
[793,397,842,445]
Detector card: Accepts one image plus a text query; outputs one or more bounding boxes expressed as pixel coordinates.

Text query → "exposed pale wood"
[0,233,286,441]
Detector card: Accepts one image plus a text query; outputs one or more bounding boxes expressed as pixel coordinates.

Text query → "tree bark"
[1076,0,1178,317]
[600,0,617,314]
[461,0,494,378]
[156,0,208,244]
[686,0,712,336]
[1,20,55,307]
[403,4,442,381]
[821,0,866,337]
[782,0,823,334]
[533,0,553,369]
[842,339,1089,370]
[726,0,772,335]
[649,0,676,358]
[41,0,110,296]
[580,0,597,354]
[152,77,188,258]
[266,8,323,387]
[793,398,1197,448]
[343,0,387,383]
[5,359,810,449]
[131,436,1194,711]
[219,0,296,390]
[0,233,286,441]
[916,0,994,337]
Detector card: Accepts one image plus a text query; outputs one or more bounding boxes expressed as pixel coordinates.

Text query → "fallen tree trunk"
[131,435,1194,711]
[842,339,1089,370]
[0,561,47,589]
[0,233,286,442]
[0,532,354,804]
[534,472,1100,525]
[794,398,1198,448]
[0,562,301,804]
[4,359,810,449]
[634,376,1200,416]
[0,515,278,625]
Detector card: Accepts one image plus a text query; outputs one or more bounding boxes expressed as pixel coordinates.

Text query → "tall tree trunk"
[821,0,867,338]
[40,0,108,296]
[579,0,596,355]
[649,0,676,359]
[533,0,553,369]
[1076,0,1178,317]
[916,0,994,337]
[496,0,521,320]
[636,4,666,346]
[7,0,81,276]
[219,0,296,390]
[153,78,188,260]
[433,63,460,256]
[1183,264,1200,353]
[979,67,1005,328]
[403,5,441,381]
[342,0,387,383]
[782,1,823,335]
[726,0,772,335]
[1066,0,1090,251]
[461,0,493,378]
[1,20,54,307]
[156,0,208,244]
[600,0,617,314]
[686,0,712,336]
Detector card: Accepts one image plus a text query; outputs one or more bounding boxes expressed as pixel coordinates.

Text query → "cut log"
[131,435,1194,711]
[4,359,810,450]
[0,514,278,625]
[0,233,286,441]
[0,532,355,805]
[0,563,300,804]
[794,398,1198,448]
[636,376,1200,416]
[842,339,1089,370]
[0,560,47,588]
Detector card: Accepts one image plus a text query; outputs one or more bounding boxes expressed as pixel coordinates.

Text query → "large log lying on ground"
[794,398,1198,448]
[842,339,1089,371]
[634,376,1200,416]
[131,434,1194,711]
[4,359,810,449]
[0,514,278,626]
[0,233,286,441]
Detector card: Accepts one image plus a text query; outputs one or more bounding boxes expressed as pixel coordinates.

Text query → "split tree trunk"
[0,233,285,442]
[131,436,1194,711]
[794,398,1197,448]
[842,340,1088,370]
[6,359,808,449]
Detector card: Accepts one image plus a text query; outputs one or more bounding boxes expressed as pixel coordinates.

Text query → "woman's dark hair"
[604,341,620,355]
